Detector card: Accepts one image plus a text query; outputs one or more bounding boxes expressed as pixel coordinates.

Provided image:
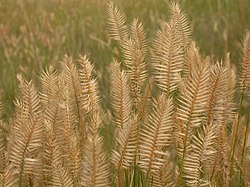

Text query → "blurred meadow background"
[0,0,250,117]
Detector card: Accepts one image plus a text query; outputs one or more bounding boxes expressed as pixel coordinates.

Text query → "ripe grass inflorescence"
[0,1,250,186]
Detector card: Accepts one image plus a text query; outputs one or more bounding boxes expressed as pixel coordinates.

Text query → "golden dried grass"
[0,1,249,187]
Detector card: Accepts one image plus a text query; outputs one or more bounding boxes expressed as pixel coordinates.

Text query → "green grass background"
[0,0,249,117]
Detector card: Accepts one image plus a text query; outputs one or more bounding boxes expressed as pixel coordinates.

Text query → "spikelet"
[51,164,74,187]
[2,164,19,187]
[212,124,230,186]
[60,55,85,131]
[131,18,148,58]
[78,55,100,116]
[42,120,62,186]
[207,62,234,126]
[183,123,216,186]
[107,1,128,42]
[223,54,236,123]
[240,31,250,93]
[176,59,210,158]
[81,114,110,187]
[169,1,192,50]
[8,77,43,186]
[40,65,59,105]
[110,60,132,129]
[139,95,174,182]
[78,55,110,186]
[151,154,176,187]
[152,20,183,95]
[183,42,201,78]
[40,66,62,147]
[58,83,81,185]
[138,78,152,124]
[122,19,148,109]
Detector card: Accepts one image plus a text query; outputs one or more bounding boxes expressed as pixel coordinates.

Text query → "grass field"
[0,0,250,186]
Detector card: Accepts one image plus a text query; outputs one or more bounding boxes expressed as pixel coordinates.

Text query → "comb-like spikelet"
[212,115,236,186]
[0,95,3,118]
[122,20,148,109]
[240,32,250,93]
[223,55,236,123]
[78,55,110,186]
[82,125,110,186]
[82,135,110,187]
[152,154,176,187]
[42,120,62,186]
[131,18,148,58]
[169,1,192,50]
[61,55,83,113]
[58,85,81,185]
[39,71,70,185]
[212,124,230,186]
[176,60,210,158]
[40,66,62,144]
[183,42,201,79]
[183,123,216,186]
[61,56,85,134]
[107,1,128,42]
[8,77,43,186]
[207,62,232,125]
[138,78,152,124]
[152,21,183,95]
[2,164,19,187]
[60,56,87,164]
[78,55,100,115]
[51,164,74,187]
[139,95,174,182]
[40,65,59,105]
[112,114,138,169]
[204,60,236,176]
[110,61,132,129]
[78,55,101,153]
